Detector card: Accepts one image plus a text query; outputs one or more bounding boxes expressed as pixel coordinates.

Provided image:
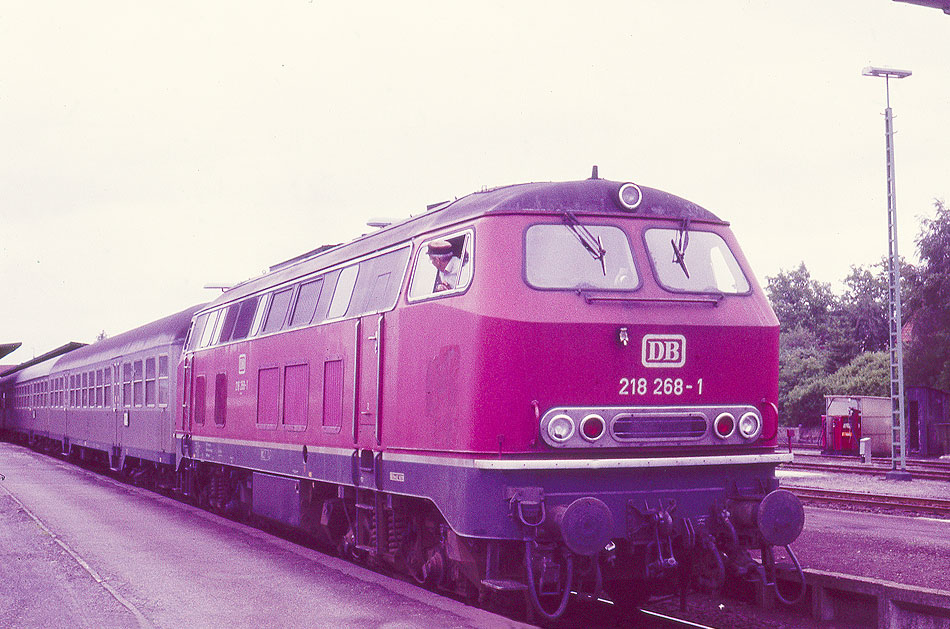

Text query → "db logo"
[641,334,686,368]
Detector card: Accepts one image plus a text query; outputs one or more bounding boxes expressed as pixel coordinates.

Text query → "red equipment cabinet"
[826,408,862,453]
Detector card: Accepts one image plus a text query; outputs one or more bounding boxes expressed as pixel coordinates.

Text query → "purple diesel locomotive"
[2,172,804,619]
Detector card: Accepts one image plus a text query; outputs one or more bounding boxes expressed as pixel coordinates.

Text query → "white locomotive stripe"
[178,433,792,470]
[386,452,793,470]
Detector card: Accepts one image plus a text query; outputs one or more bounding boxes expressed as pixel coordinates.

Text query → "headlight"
[547,414,576,443]
[738,411,761,439]
[617,182,643,210]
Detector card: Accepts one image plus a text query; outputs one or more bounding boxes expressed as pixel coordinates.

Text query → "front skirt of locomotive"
[384,451,800,546]
[388,449,804,609]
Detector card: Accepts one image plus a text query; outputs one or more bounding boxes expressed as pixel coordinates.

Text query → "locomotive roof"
[53,304,205,372]
[207,177,724,308]
[444,178,721,222]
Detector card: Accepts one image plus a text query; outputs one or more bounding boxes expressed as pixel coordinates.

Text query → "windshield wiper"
[562,211,607,276]
[671,217,691,278]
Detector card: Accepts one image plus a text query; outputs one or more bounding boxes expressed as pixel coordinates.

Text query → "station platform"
[0,443,525,629]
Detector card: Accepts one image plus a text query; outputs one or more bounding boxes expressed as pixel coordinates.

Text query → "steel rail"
[783,458,950,482]
[787,486,950,517]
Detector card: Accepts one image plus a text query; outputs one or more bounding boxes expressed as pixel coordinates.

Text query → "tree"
[825,351,889,397]
[768,261,896,426]
[766,263,836,343]
[839,262,888,355]
[904,200,950,390]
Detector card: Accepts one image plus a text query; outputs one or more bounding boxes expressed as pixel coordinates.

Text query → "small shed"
[906,386,950,457]
[824,395,892,456]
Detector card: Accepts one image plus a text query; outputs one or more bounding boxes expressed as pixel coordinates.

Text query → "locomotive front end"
[459,178,804,617]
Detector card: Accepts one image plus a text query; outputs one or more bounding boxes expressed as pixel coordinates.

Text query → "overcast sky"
[2,1,948,359]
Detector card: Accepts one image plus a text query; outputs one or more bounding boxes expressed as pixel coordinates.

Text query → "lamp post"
[862,66,913,481]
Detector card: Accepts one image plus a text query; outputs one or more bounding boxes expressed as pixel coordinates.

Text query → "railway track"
[787,486,950,518]
[783,453,950,482]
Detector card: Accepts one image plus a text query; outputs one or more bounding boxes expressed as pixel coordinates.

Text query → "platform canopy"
[894,0,950,13]
[0,342,21,362]
[0,342,85,377]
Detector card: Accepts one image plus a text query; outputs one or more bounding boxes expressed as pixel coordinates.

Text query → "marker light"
[738,412,761,439]
[580,414,606,441]
[548,414,576,443]
[617,182,643,211]
[714,412,736,439]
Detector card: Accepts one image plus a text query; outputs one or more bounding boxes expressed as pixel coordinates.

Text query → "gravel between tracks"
[778,465,950,503]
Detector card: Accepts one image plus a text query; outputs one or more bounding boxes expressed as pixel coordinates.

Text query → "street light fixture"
[863,65,913,481]
[862,67,912,79]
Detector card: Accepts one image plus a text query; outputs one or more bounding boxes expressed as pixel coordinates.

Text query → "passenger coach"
[2,306,201,483]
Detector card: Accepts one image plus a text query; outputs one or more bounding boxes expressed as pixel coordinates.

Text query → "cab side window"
[408,232,473,301]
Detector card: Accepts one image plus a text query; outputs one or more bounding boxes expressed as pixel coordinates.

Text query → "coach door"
[354,313,382,448]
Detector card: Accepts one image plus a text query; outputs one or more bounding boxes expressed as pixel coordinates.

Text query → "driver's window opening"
[409,233,473,300]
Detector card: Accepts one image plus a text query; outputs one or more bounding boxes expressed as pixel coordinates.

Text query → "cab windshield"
[644,228,749,294]
[525,224,638,290]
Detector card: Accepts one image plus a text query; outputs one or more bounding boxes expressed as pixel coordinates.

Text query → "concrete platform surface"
[0,443,525,629]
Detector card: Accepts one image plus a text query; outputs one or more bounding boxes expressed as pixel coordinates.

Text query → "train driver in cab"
[427,239,462,292]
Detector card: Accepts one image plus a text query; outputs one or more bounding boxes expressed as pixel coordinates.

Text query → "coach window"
[122,363,132,407]
[145,358,157,406]
[96,370,104,407]
[327,265,359,319]
[81,372,89,407]
[408,233,473,301]
[158,355,169,406]
[132,360,144,406]
[262,288,293,334]
[104,368,112,407]
[290,279,324,327]
[643,229,750,294]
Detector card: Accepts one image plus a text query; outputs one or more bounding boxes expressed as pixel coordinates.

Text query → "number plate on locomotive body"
[619,377,704,397]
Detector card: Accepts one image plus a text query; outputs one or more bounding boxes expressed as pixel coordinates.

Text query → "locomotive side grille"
[611,413,708,441]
